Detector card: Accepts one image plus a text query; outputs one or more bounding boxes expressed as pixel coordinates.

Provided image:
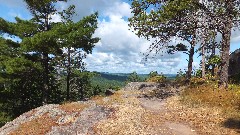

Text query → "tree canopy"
[0,0,100,125]
[129,0,240,87]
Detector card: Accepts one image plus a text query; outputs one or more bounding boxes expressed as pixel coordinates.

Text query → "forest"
[1,0,240,129]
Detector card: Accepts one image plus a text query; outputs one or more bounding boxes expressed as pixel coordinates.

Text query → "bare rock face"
[0,101,114,135]
[229,49,240,76]
[124,82,180,100]
[0,104,61,135]
[46,105,113,135]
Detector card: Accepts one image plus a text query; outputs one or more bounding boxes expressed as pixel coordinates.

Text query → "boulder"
[105,89,115,96]
[229,49,240,76]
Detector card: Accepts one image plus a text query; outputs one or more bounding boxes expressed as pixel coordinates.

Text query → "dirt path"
[139,97,197,135]
[120,83,197,135]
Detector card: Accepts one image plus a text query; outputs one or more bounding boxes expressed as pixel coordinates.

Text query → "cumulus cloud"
[82,1,183,74]
[62,0,123,21]
[231,29,240,43]
[69,0,184,74]
[8,0,240,73]
[104,2,132,17]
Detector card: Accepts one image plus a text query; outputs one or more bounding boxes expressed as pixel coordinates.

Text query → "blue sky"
[0,0,239,74]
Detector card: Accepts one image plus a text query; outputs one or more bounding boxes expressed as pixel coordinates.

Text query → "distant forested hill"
[90,72,177,91]
[97,72,128,82]
[90,72,128,91]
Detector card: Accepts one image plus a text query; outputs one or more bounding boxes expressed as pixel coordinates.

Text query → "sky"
[0,0,240,74]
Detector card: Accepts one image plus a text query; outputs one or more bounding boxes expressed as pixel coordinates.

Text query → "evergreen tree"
[55,6,99,100]
[0,0,99,124]
[0,20,43,121]
[22,0,68,104]
[129,0,202,81]
[127,71,141,82]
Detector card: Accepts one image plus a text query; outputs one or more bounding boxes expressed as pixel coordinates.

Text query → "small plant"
[148,71,158,78]
[175,69,186,84]
[0,111,12,127]
[194,69,202,78]
[147,75,166,83]
[206,55,221,66]
[190,77,205,86]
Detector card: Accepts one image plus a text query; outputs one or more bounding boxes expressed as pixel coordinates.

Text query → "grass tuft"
[181,83,240,109]
[9,114,56,135]
[60,102,89,113]
[181,82,240,132]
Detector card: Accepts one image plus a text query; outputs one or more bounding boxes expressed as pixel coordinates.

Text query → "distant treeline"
[94,72,177,82]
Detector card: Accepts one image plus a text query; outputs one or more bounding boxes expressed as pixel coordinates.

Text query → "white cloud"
[104,2,132,17]
[74,1,183,74]
[83,2,183,74]
[231,29,240,43]
[7,0,236,74]
[50,14,62,23]
[63,0,122,21]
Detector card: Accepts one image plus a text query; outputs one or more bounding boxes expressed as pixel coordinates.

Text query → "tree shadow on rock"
[223,118,240,133]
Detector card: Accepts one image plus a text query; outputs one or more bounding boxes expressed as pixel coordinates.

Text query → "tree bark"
[201,41,206,79]
[42,13,49,105]
[211,42,216,76]
[186,29,196,82]
[186,45,195,81]
[218,1,233,88]
[42,52,49,105]
[66,47,71,100]
[201,13,206,79]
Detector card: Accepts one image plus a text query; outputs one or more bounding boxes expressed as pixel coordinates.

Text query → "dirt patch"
[139,98,167,112]
[165,96,239,135]
[139,97,197,135]
[164,122,197,135]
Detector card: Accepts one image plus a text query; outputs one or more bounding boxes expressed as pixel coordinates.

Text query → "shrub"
[190,77,206,86]
[146,75,166,83]
[0,111,12,127]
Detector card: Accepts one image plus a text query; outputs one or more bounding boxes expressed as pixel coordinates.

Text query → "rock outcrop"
[0,82,181,135]
[229,48,240,76]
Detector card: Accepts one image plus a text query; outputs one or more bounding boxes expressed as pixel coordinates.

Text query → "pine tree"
[55,6,99,100]
[0,20,43,118]
[127,71,141,82]
[21,0,68,104]
[129,0,202,81]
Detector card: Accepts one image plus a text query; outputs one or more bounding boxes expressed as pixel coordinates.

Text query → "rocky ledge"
[0,82,182,135]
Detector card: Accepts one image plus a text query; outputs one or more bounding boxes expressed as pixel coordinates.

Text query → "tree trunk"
[42,14,49,105]
[218,2,233,88]
[201,14,206,79]
[42,52,49,105]
[201,42,206,79]
[186,45,195,81]
[211,43,216,76]
[66,47,71,100]
[186,30,196,82]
